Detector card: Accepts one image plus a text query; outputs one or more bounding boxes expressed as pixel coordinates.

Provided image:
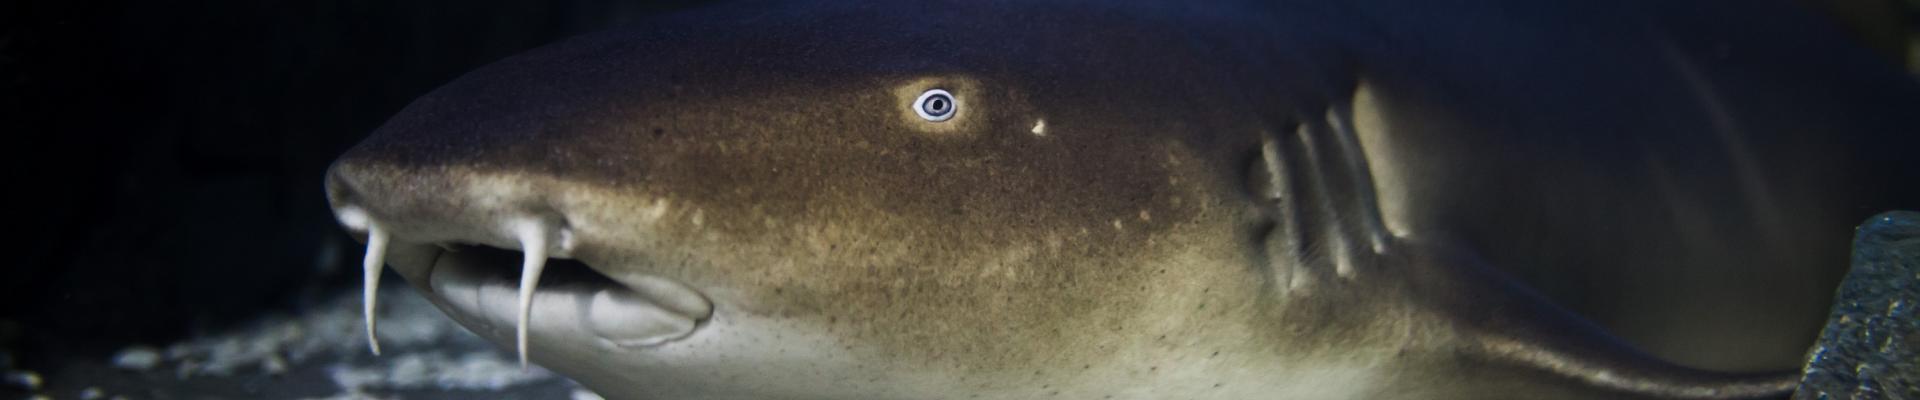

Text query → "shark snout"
[323,159,712,368]
[324,160,577,251]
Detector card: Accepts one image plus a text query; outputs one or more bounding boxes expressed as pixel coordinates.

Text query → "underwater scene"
[2,0,1917,399]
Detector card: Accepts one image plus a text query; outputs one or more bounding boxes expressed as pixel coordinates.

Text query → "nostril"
[323,157,584,260]
[325,163,374,233]
[335,205,373,233]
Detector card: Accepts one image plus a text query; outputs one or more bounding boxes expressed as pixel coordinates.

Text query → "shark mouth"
[354,218,713,368]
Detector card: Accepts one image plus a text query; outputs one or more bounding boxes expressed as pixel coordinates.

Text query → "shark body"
[325,1,1919,398]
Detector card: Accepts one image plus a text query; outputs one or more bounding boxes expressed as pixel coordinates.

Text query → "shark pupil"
[914,89,956,122]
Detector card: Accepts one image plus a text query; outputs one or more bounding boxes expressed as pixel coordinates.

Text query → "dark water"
[2,1,704,397]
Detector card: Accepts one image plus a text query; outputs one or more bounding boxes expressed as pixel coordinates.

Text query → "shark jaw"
[338,209,714,369]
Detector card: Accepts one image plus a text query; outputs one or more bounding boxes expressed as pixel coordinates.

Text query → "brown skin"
[328,0,1919,398]
[334,1,1295,377]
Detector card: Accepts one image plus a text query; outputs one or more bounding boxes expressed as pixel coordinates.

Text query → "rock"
[263,353,290,375]
[1794,211,1920,399]
[2,369,42,391]
[110,346,163,371]
[571,388,606,400]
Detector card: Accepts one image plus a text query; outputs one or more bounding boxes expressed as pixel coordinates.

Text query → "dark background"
[0,0,1911,392]
[0,0,709,377]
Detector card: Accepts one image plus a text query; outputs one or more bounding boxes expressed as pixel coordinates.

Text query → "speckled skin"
[324,0,1918,399]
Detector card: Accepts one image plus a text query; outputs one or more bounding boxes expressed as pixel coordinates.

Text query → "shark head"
[324,2,1801,399]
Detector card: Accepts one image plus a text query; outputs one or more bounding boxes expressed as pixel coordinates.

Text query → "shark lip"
[423,243,715,351]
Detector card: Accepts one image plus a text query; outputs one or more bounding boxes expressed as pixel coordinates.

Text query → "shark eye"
[913,89,957,122]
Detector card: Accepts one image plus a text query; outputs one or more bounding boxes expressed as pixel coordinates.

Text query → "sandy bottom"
[18,283,596,400]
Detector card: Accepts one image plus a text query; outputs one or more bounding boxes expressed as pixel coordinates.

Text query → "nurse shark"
[323,0,1920,398]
